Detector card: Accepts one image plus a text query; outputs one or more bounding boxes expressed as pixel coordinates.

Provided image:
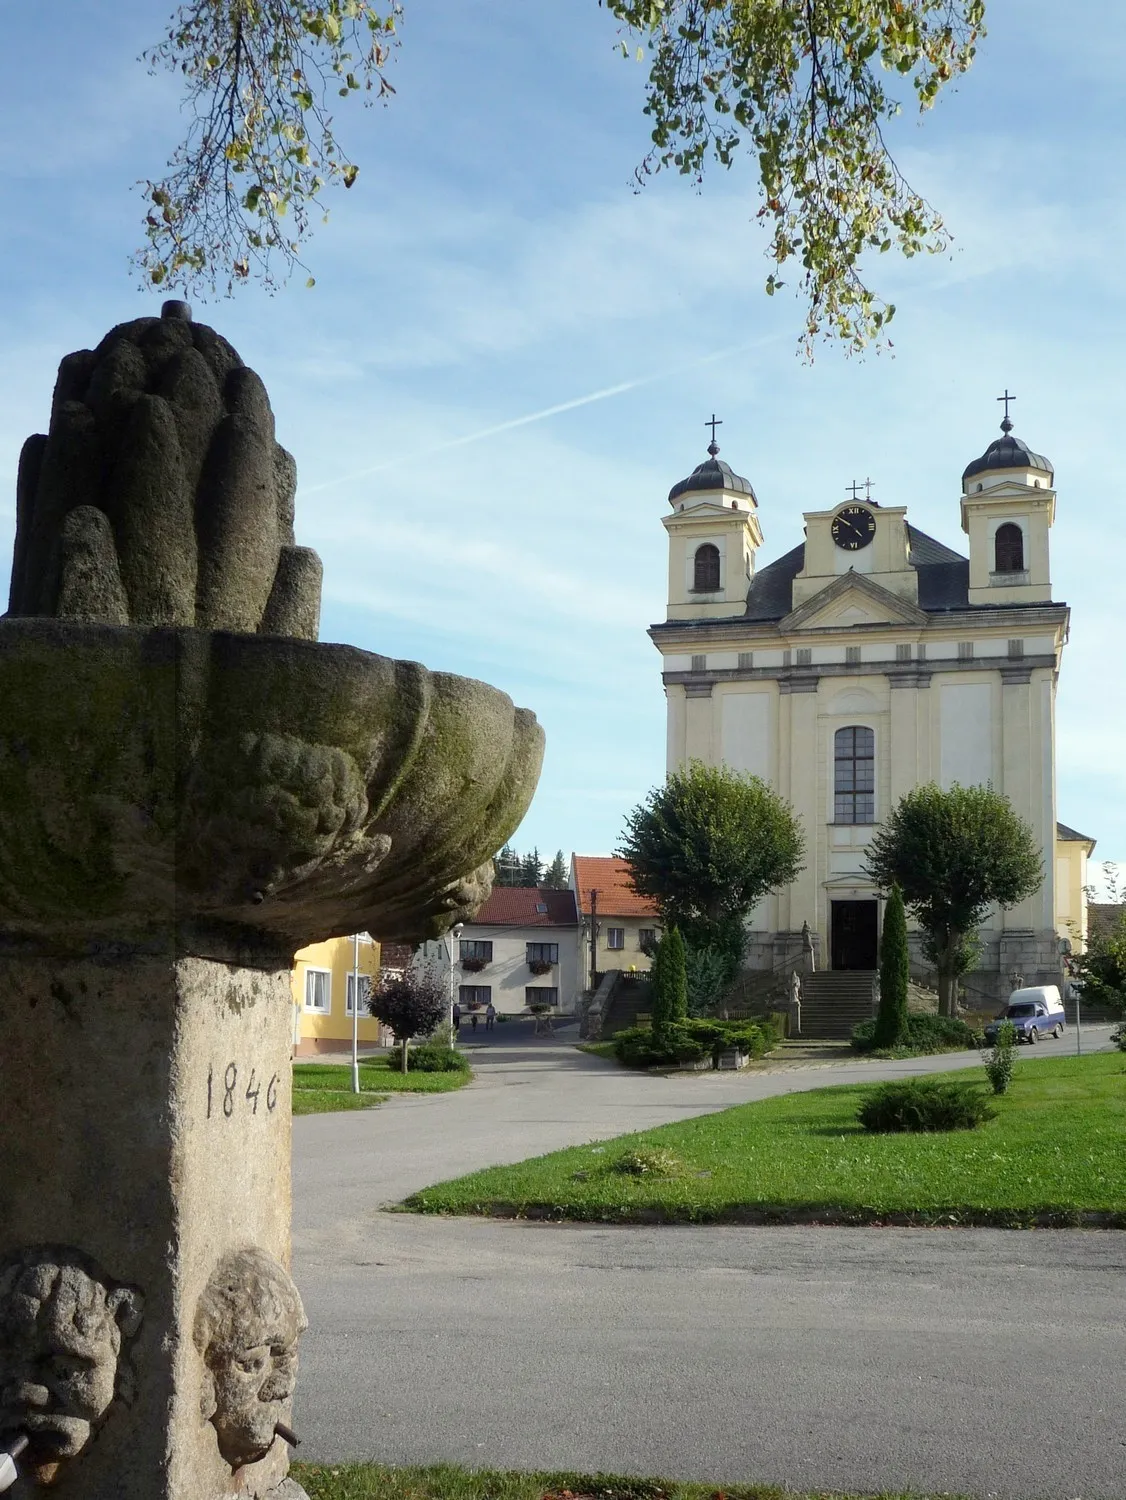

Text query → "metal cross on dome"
[705,413,722,455]
[997,388,1016,432]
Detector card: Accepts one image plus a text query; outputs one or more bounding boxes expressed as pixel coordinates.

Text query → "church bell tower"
[961,395,1056,607]
[664,422,762,622]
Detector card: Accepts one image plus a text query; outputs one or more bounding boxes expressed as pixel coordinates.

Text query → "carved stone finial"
[0,1247,144,1485]
[194,1249,307,1473]
[8,313,321,638]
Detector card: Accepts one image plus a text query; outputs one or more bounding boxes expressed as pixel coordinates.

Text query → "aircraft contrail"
[300,335,776,496]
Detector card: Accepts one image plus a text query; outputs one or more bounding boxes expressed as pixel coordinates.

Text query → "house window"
[526,987,559,1007]
[459,940,493,962]
[459,985,492,1007]
[345,973,372,1016]
[995,523,1025,573]
[834,726,875,825]
[303,968,331,1013]
[638,928,656,950]
[606,927,625,950]
[693,543,721,592]
[526,943,559,966]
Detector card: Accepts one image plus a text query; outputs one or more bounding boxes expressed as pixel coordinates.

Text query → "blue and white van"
[983,985,1066,1045]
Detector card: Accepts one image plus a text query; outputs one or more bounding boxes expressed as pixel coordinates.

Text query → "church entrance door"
[831,900,879,970]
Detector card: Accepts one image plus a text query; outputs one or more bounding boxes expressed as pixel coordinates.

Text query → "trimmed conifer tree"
[651,928,688,1039]
[874,883,910,1049]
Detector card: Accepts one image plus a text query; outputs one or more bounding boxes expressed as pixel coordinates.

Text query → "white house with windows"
[448,886,581,1016]
[650,417,1092,1003]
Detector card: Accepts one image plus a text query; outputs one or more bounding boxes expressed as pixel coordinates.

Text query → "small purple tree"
[369,969,447,1074]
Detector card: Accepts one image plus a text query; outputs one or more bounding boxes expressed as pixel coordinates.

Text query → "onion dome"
[962,415,1053,486]
[669,439,757,504]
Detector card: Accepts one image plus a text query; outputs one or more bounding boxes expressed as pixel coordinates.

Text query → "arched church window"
[994,523,1024,573]
[693,543,721,592]
[834,726,875,824]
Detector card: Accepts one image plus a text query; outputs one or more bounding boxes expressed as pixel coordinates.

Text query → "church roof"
[1056,820,1096,847]
[743,525,978,619]
[962,429,1053,485]
[668,451,757,504]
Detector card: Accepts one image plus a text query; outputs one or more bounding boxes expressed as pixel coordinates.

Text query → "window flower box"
[528,959,553,976]
[461,957,488,973]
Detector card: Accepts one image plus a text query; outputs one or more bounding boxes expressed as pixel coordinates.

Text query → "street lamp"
[350,931,362,1095]
[449,922,464,1042]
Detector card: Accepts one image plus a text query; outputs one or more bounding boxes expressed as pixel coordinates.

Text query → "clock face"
[831,505,877,551]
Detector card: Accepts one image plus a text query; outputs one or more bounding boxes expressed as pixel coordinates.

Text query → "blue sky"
[1,1,1123,886]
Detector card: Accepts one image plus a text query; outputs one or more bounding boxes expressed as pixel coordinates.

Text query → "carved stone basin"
[0,619,543,963]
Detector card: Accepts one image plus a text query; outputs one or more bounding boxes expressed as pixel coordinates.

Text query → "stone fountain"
[0,304,544,1499]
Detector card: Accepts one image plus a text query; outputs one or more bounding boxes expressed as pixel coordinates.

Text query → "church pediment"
[780,571,927,631]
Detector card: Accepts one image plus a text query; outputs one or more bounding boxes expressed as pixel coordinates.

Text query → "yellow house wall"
[588,917,658,985]
[1055,840,1091,950]
[292,935,384,1053]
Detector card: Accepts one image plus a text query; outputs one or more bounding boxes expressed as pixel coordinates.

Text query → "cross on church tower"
[705,413,723,456]
[997,388,1016,433]
[846,480,864,500]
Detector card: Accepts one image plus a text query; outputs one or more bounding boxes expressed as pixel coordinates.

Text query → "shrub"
[613,1024,708,1069]
[852,1012,979,1055]
[682,1018,771,1061]
[407,1045,470,1073]
[858,1078,996,1133]
[1111,1024,1126,1053]
[651,928,688,1035]
[982,1018,1017,1094]
[612,1147,684,1177]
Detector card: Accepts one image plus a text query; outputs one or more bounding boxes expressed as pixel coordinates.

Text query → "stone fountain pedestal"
[0,308,543,1498]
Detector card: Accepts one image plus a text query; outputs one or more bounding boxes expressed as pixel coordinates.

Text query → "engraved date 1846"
[206,1064,280,1119]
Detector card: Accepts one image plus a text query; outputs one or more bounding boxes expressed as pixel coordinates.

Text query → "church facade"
[650,418,1093,1003]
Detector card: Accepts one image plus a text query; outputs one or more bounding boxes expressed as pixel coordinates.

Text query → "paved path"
[292,1024,1125,1497]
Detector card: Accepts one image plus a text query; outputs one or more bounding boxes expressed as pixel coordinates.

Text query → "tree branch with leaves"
[137,0,401,293]
[604,0,986,351]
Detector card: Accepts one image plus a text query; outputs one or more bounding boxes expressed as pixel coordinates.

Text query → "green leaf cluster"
[136,1,402,293]
[650,927,688,1036]
[605,0,986,351]
[1069,908,1126,1013]
[618,760,805,963]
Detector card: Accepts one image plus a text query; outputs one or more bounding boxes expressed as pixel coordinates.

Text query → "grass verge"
[293,1056,472,1116]
[401,1052,1126,1226]
[292,1460,970,1500]
[575,1041,617,1060]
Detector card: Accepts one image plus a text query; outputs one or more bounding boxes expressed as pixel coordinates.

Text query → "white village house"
[650,413,1094,1011]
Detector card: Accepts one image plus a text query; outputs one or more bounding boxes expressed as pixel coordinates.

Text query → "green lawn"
[402,1052,1126,1227]
[292,1056,472,1116]
[292,1460,969,1500]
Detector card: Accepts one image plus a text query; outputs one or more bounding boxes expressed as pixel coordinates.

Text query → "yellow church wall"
[291,935,385,1056]
[1056,837,1093,951]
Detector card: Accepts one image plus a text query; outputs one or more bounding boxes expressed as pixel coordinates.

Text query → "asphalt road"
[292,1024,1126,1497]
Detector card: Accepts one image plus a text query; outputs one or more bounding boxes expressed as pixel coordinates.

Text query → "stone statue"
[8,303,320,638]
[0,1247,143,1487]
[801,919,816,972]
[788,968,802,1037]
[195,1250,306,1472]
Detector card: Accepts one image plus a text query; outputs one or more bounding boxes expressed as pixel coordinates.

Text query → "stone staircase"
[799,971,878,1039]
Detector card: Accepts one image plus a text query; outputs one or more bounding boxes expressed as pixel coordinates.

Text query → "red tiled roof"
[468,886,578,928]
[571,856,659,918]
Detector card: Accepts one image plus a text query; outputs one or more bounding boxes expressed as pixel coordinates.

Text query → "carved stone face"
[195,1249,306,1472]
[0,1250,143,1482]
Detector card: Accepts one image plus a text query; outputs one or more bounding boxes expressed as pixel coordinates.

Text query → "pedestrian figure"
[452,1001,461,1033]
[470,1011,478,1032]
[485,1002,496,1031]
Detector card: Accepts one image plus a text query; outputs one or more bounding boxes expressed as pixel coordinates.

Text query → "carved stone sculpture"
[195,1250,306,1472]
[0,1248,143,1487]
[0,306,544,1500]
